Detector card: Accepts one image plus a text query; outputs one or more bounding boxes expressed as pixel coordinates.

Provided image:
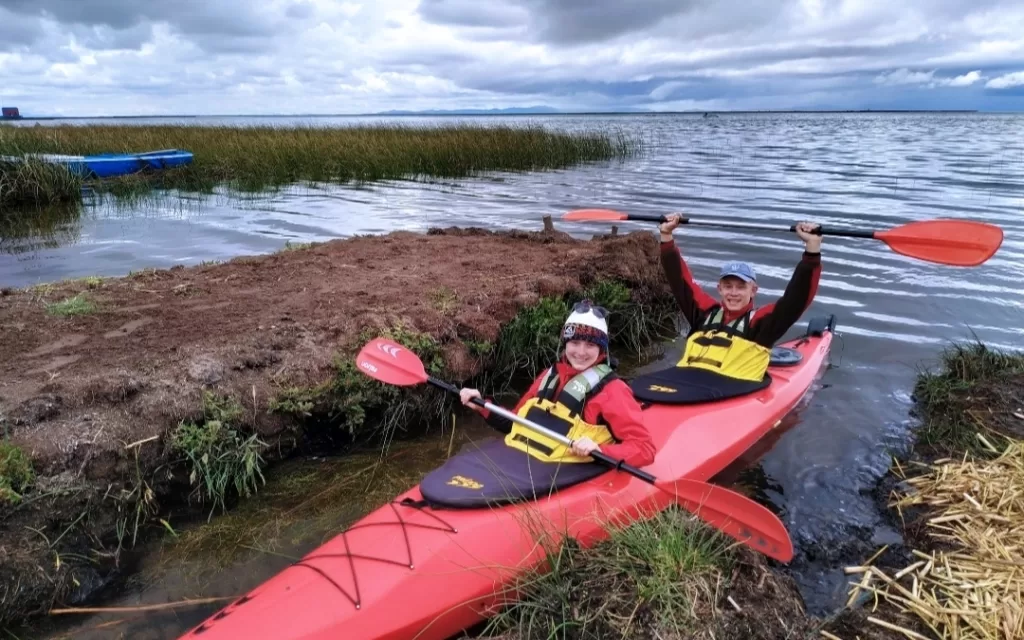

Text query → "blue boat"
[0,149,193,179]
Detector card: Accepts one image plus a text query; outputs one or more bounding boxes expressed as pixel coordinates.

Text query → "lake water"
[3,112,1024,631]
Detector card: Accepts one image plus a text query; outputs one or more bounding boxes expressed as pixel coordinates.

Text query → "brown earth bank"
[0,225,677,629]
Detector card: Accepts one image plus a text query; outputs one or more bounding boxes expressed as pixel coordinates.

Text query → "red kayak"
[180,315,836,640]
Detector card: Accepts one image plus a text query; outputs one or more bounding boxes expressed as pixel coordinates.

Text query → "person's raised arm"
[659,213,718,328]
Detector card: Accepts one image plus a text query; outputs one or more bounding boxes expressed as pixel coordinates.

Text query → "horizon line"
[2,107,998,120]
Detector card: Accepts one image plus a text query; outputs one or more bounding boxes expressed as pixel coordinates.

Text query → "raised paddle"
[561,208,1003,267]
[355,337,795,563]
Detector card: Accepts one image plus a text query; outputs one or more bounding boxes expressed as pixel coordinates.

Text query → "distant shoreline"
[2,108,988,121]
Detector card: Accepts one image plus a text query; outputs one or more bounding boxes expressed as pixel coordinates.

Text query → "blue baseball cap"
[719,261,756,282]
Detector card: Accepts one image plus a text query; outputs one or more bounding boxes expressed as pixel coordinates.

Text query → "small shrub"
[171,391,266,519]
[45,293,96,316]
[0,441,34,505]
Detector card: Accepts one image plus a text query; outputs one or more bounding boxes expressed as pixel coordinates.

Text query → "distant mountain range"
[368,106,979,116]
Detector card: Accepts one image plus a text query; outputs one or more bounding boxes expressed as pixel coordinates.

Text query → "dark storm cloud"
[3,0,1024,115]
[420,0,700,44]
[0,7,45,50]
[67,22,156,52]
[0,0,283,39]
[417,0,528,28]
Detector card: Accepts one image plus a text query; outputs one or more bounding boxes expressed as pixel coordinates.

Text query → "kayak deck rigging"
[290,499,457,610]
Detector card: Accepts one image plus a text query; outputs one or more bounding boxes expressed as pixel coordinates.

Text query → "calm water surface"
[4,113,1023,636]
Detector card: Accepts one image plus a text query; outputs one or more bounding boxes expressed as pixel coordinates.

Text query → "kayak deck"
[181,318,834,640]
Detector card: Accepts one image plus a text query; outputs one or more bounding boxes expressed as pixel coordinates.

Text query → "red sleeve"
[660,239,717,329]
[587,379,656,467]
[748,251,821,347]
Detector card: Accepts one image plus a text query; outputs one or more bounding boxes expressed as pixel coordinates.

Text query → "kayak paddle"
[561,208,1003,267]
[356,337,795,563]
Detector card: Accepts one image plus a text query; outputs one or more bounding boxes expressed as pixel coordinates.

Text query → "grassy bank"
[473,507,817,640]
[268,277,676,455]
[830,342,1024,640]
[0,123,641,209]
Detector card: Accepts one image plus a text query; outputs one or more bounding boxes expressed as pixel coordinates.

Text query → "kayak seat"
[628,366,772,405]
[418,437,609,509]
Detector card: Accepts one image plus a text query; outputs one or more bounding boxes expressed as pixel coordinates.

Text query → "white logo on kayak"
[376,343,402,358]
[360,361,378,373]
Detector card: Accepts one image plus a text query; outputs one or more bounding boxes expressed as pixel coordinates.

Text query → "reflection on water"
[0,203,84,257]
[3,112,1023,630]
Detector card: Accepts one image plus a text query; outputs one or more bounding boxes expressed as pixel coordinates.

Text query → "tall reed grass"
[0,157,83,210]
[0,123,641,209]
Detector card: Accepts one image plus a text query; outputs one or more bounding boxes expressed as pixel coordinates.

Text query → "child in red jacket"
[459,301,656,468]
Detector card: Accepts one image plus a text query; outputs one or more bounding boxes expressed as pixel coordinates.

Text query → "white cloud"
[985,70,1024,88]
[945,70,984,86]
[874,68,936,85]
[0,0,1023,115]
[873,68,986,88]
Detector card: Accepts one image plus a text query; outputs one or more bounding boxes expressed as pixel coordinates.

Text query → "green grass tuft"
[281,240,316,252]
[483,279,676,393]
[45,293,96,316]
[0,441,34,505]
[171,391,267,520]
[0,157,83,210]
[480,507,734,639]
[270,324,451,444]
[912,341,1024,457]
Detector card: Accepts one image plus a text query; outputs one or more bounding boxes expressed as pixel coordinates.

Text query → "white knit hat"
[561,302,609,350]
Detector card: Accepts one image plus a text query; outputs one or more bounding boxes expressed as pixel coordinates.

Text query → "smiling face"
[564,339,602,370]
[717,276,757,313]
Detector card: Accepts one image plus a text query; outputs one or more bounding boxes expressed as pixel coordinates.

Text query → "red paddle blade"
[660,478,794,563]
[562,208,628,222]
[355,338,427,386]
[877,219,1003,267]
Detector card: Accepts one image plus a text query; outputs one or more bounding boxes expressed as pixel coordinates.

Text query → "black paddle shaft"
[426,375,658,483]
[626,213,876,238]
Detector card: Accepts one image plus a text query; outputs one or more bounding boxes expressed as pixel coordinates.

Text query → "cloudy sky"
[1,0,1024,116]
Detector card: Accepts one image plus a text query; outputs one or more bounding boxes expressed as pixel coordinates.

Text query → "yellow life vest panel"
[677,307,771,382]
[504,364,617,463]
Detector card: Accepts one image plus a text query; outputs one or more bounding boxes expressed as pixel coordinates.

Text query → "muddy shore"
[0,225,678,628]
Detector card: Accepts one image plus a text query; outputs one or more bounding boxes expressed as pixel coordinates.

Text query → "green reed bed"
[0,123,642,209]
[0,157,83,209]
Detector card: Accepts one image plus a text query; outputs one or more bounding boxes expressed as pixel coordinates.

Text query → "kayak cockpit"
[625,314,835,406]
[417,438,609,508]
